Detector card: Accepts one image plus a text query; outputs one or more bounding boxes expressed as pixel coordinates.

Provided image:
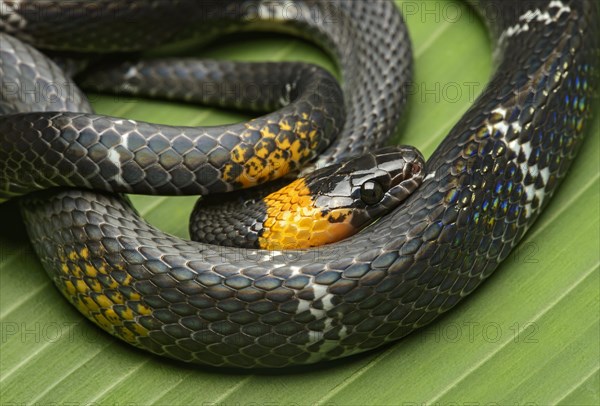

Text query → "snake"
[0,0,598,368]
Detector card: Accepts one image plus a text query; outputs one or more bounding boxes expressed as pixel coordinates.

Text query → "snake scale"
[0,0,598,368]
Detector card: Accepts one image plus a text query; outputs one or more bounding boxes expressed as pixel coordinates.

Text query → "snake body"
[1,0,598,368]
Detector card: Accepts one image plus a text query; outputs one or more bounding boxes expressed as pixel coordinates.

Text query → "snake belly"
[2,0,600,368]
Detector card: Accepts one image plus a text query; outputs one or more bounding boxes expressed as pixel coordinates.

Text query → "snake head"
[304,145,426,236]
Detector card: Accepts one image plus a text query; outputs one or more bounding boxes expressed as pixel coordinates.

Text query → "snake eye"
[360,180,384,205]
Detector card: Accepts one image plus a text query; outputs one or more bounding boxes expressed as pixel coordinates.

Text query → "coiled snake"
[0,0,598,368]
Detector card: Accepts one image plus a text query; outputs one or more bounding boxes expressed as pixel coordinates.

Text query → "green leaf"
[1,1,598,404]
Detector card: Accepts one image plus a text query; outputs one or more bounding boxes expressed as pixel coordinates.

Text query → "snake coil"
[0,0,598,368]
